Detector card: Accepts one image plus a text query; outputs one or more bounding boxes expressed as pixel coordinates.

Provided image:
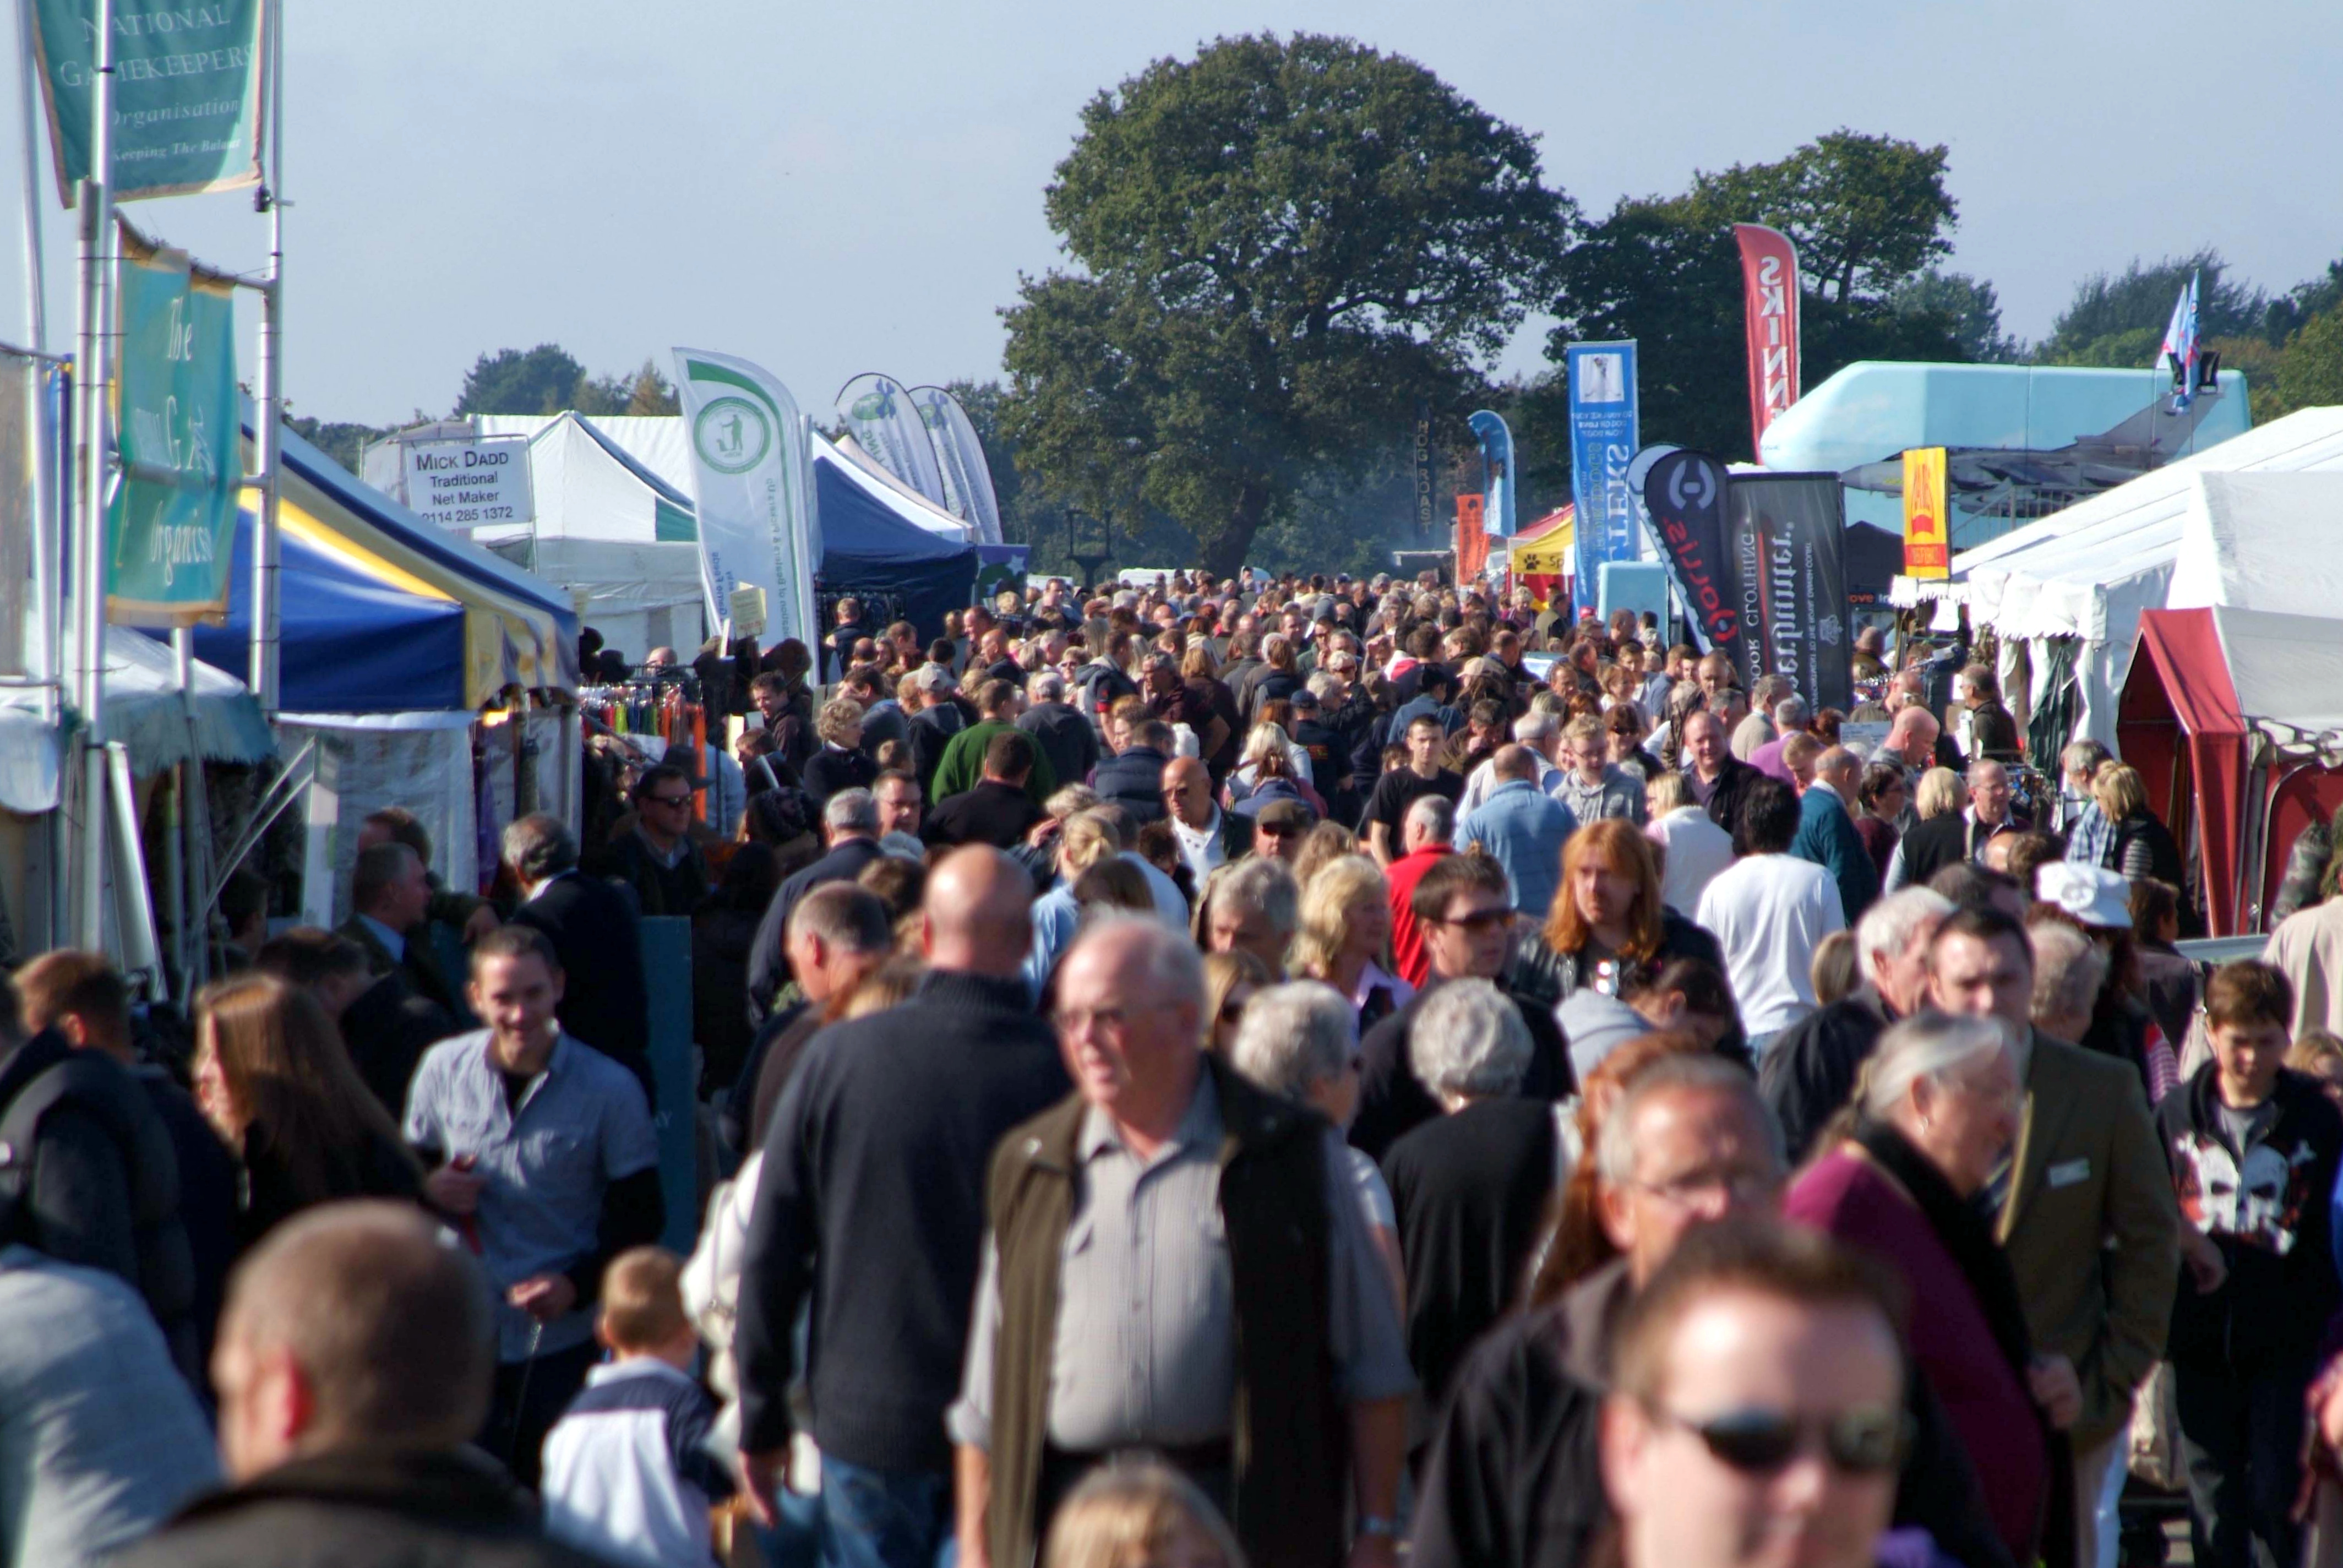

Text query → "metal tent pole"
[247,0,283,715]
[71,0,116,950]
[17,0,66,945]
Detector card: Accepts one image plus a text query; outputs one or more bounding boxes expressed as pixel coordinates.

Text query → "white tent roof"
[1957,407,2343,640]
[475,412,696,545]
[1943,409,2343,748]
[0,627,273,812]
[472,413,709,643]
[2205,604,2343,744]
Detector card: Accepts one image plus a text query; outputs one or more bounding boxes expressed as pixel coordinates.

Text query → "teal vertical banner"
[31,0,268,203]
[639,916,699,1253]
[107,241,240,624]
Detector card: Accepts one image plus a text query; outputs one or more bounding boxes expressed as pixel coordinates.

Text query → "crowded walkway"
[5,565,2337,1568]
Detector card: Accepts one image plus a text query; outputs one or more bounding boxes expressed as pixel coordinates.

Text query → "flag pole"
[71,0,116,949]
[248,0,282,716]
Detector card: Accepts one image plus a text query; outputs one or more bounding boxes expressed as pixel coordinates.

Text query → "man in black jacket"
[0,972,198,1373]
[500,813,652,1106]
[1410,1057,2012,1568]
[16,952,235,1369]
[1758,886,1955,1161]
[1089,718,1173,826]
[339,842,464,1020]
[115,1201,604,1568]
[922,733,1045,851]
[746,788,888,1022]
[1680,710,1757,835]
[1015,670,1099,792]
[736,847,1070,1561]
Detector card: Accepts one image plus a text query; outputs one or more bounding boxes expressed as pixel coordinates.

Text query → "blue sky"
[9,0,2338,428]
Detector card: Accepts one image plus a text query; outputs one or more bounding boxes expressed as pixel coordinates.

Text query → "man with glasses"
[950,917,1413,1568]
[600,763,709,918]
[1350,854,1567,1161]
[1600,1219,1911,1568]
[1412,1058,2007,1568]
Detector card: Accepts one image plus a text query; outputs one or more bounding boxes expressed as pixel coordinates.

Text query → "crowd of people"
[12,565,2343,1568]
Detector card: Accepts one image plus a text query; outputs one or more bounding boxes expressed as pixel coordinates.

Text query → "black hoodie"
[2158,1062,2343,1374]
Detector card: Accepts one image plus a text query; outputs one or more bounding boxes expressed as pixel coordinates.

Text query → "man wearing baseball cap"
[1246,796,1315,863]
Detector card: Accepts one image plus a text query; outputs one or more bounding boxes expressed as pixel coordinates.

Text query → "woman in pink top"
[1784,1014,2074,1568]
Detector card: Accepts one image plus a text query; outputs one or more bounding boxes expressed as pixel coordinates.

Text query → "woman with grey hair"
[1228,981,1402,1306]
[1381,978,1563,1445]
[1784,1012,2064,1565]
[2030,919,2110,1047]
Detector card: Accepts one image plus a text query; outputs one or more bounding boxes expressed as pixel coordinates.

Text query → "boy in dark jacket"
[2159,960,2343,1568]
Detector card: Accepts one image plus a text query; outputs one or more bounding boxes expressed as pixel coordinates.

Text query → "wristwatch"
[1356,1516,1400,1540]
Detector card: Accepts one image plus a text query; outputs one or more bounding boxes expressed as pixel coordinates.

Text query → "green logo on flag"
[694,396,771,476]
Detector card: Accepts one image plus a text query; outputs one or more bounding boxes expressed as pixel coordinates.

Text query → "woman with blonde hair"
[1043,1458,1244,1568]
[192,971,421,1251]
[2093,762,2186,888]
[1290,819,1358,890]
[1024,809,1126,997]
[1224,721,1318,810]
[1290,854,1413,1034]
[1914,765,1967,821]
[802,696,876,806]
[1202,949,1272,1055]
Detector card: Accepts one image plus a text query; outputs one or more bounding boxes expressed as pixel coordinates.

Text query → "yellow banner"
[1903,447,1949,579]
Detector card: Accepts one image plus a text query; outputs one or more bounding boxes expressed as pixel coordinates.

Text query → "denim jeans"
[2175,1360,2313,1568]
[818,1456,952,1568]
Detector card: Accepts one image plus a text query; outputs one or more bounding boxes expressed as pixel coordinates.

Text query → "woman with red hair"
[1504,820,1742,1065]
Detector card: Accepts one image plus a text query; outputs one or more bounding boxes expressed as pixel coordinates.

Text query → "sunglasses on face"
[1652,1404,1910,1476]
[644,793,693,809]
[1439,906,1511,932]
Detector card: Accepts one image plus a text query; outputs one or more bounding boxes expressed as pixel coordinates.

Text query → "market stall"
[1942,409,2343,752]
[2121,604,2343,935]
[183,422,581,922]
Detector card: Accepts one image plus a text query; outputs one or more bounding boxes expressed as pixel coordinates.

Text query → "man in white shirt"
[1693,776,1845,1055]
[1160,756,1236,886]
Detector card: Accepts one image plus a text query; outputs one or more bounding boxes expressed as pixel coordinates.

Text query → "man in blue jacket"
[1458,745,1578,919]
[1792,745,1878,926]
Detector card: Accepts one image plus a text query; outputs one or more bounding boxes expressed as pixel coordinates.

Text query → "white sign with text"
[402,435,534,531]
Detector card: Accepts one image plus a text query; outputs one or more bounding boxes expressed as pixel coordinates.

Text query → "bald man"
[115,1201,602,1566]
[737,847,1071,1562]
[1160,754,1241,884]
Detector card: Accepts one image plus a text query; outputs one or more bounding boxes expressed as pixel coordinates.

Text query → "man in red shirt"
[1387,793,1457,989]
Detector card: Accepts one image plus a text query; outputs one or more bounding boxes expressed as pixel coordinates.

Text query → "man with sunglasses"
[1410,1055,2009,1568]
[600,763,710,919]
[1601,1219,1911,1568]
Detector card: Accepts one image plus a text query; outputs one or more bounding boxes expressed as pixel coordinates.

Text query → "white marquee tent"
[1944,407,2343,748]
[475,413,710,656]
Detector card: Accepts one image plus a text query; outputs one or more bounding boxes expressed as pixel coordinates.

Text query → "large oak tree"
[999,33,1572,576]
